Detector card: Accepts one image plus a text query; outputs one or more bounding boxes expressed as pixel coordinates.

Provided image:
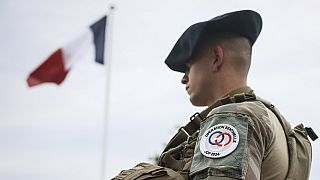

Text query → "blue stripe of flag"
[90,16,107,64]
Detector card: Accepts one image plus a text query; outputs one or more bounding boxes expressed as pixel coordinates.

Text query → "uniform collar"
[199,86,254,118]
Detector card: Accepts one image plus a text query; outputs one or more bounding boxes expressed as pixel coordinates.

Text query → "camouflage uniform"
[158,86,289,179]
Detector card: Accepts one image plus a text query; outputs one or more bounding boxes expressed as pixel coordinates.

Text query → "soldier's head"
[165,10,262,106]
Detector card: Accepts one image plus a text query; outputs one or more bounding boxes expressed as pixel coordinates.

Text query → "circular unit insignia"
[200,123,239,158]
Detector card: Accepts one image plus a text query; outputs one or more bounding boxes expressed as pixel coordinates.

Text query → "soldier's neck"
[207,81,248,107]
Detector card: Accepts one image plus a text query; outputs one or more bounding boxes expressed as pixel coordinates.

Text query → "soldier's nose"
[181,74,188,84]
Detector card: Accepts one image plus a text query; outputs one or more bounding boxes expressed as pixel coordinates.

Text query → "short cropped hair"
[193,32,252,74]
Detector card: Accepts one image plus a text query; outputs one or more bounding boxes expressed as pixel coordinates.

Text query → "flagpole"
[101,5,115,180]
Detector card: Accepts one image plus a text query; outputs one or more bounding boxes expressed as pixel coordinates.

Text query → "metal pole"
[101,5,115,180]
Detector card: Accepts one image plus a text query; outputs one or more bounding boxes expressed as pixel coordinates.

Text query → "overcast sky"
[1,0,320,179]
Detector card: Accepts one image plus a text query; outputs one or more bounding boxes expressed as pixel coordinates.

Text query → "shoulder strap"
[161,113,201,153]
[256,96,295,137]
[256,96,318,141]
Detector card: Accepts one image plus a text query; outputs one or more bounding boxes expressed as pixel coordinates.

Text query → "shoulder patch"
[190,112,252,179]
[200,124,239,158]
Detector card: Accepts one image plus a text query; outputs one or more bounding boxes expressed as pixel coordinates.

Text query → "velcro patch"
[190,112,251,179]
[200,124,239,158]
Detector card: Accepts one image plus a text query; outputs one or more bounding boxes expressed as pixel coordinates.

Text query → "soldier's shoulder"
[208,101,269,119]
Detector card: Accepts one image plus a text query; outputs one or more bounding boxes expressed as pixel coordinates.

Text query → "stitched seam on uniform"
[243,119,254,179]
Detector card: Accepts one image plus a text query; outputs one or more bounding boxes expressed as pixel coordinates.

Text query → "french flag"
[27,16,107,87]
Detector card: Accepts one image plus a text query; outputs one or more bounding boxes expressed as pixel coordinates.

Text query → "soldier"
[113,10,314,180]
[161,10,289,179]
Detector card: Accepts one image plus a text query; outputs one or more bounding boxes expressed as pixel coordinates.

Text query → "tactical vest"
[158,89,318,179]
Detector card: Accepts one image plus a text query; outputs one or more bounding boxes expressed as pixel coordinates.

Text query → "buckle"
[180,127,191,142]
[190,112,200,121]
[180,127,190,137]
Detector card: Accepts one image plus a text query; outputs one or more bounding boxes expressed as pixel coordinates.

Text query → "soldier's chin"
[189,96,207,107]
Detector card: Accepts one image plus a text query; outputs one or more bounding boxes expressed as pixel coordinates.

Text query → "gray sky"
[1,0,319,179]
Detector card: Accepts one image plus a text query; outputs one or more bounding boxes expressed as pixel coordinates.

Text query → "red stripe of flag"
[27,49,69,87]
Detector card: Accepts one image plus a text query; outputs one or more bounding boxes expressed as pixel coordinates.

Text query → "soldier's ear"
[211,45,224,72]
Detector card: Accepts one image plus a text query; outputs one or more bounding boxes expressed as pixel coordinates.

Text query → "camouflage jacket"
[158,86,289,179]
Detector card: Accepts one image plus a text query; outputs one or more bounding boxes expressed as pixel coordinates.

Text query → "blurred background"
[1,0,319,179]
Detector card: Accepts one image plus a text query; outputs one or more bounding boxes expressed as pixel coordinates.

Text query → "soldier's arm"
[111,163,184,180]
[189,108,271,180]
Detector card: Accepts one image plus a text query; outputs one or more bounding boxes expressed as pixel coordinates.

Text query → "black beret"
[164,10,262,73]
